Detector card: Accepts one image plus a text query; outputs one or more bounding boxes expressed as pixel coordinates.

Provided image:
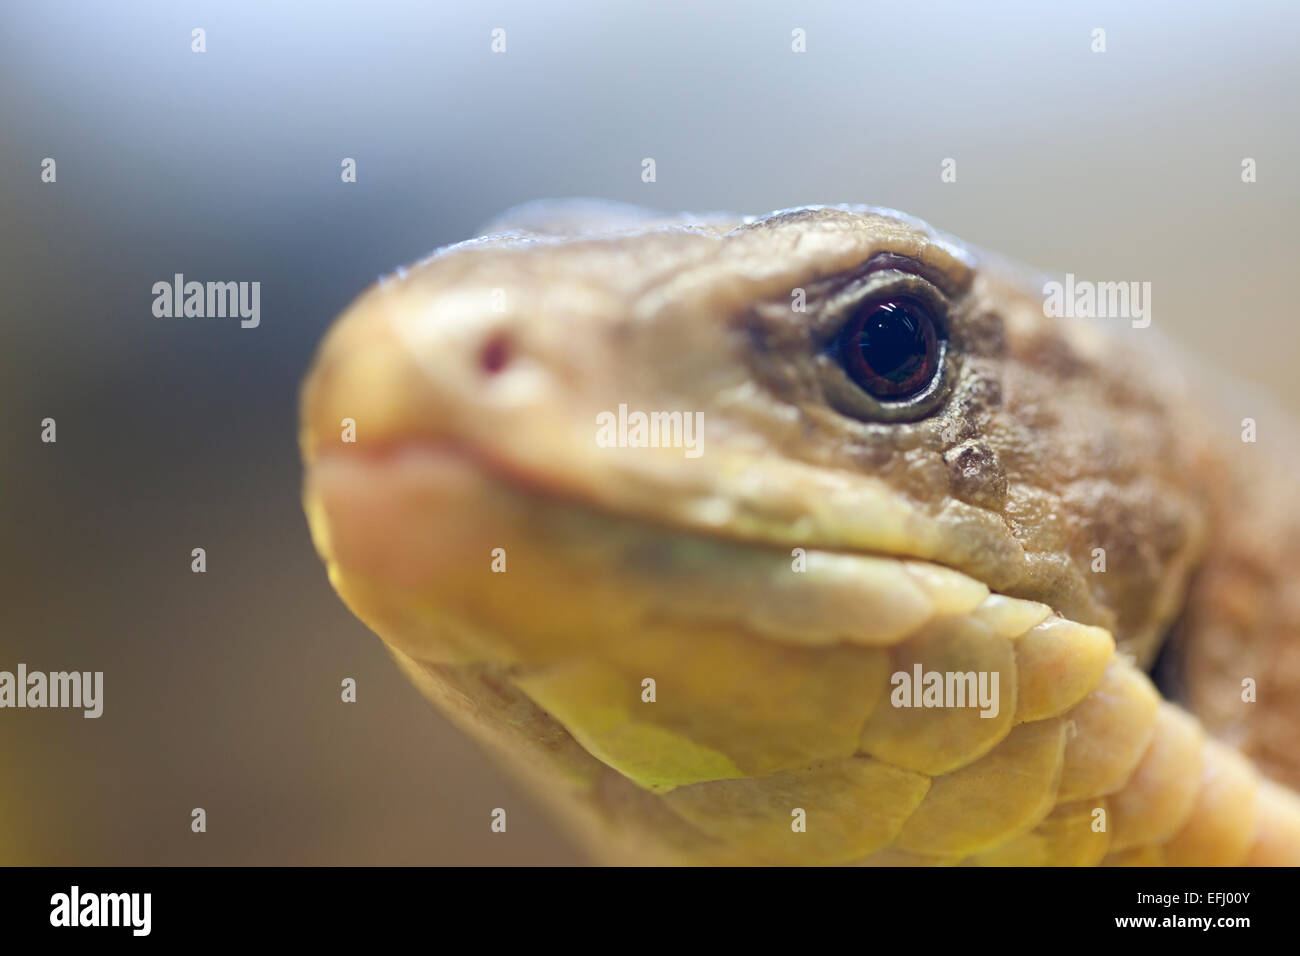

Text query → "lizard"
[299,202,1300,865]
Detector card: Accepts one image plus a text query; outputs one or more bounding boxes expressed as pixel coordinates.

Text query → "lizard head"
[299,203,1300,866]
[302,202,1206,672]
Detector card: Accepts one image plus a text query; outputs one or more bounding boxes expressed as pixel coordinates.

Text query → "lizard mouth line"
[307,435,989,583]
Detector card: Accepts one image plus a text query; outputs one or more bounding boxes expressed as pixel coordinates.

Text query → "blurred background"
[1,0,1296,864]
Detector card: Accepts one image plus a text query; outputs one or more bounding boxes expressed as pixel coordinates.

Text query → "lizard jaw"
[303,439,1117,789]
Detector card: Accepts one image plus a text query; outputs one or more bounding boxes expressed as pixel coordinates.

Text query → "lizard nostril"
[479,332,512,375]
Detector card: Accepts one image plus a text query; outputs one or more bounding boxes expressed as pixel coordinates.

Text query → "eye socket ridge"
[811,266,951,340]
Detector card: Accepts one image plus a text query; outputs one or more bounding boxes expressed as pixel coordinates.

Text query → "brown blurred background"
[1,0,1297,864]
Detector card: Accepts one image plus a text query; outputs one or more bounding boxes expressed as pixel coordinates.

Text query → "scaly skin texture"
[299,203,1300,864]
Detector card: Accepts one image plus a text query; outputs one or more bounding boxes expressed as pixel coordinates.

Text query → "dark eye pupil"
[837,298,940,399]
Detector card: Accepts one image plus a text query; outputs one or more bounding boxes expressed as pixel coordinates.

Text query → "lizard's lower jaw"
[304,438,1107,795]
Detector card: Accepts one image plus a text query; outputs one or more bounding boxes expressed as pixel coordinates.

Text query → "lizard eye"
[806,264,956,423]
[835,297,941,400]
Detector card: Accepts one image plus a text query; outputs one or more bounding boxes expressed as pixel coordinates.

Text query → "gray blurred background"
[1,0,1296,864]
